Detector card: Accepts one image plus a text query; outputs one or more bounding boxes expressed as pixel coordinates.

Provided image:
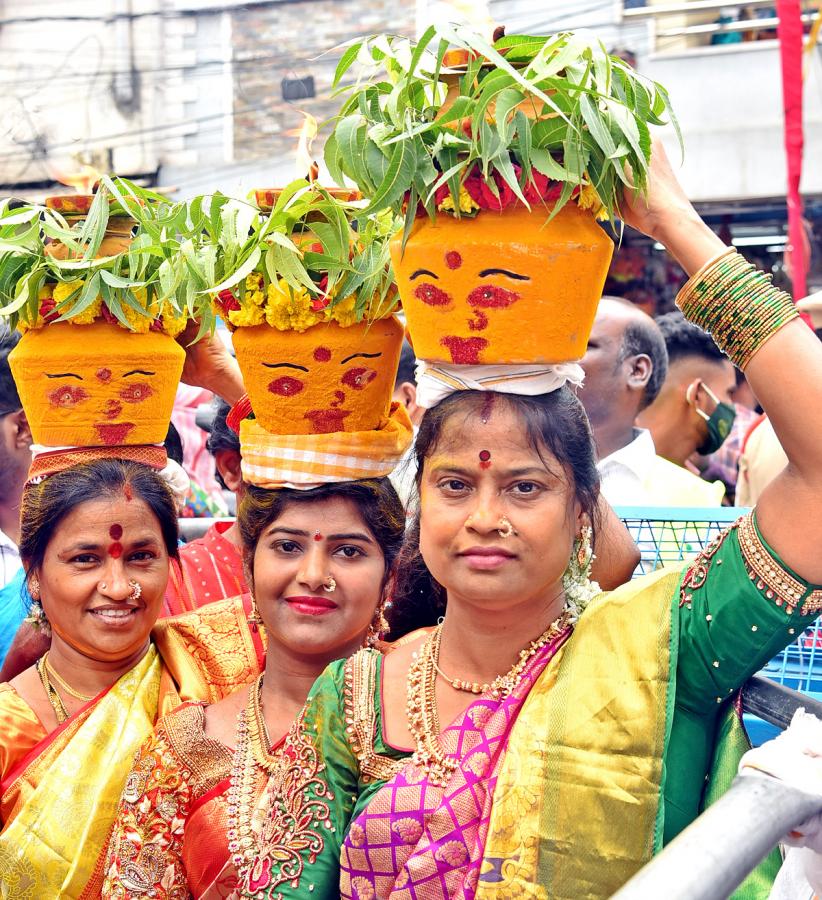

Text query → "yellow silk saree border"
[0,648,163,900]
[476,566,682,900]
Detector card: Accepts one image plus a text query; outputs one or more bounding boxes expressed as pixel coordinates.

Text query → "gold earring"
[29,576,40,601]
[364,599,390,647]
[247,593,263,627]
[576,524,593,568]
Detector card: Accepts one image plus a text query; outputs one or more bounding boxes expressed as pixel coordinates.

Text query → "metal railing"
[613,677,822,899]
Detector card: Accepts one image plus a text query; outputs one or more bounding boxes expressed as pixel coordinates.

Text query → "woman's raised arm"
[623,140,822,582]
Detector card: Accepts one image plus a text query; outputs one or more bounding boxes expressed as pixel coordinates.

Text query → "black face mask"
[690,382,736,455]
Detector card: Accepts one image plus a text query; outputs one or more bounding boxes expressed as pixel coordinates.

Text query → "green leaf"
[334,41,362,88]
[579,92,616,157]
[360,139,416,215]
[206,246,261,295]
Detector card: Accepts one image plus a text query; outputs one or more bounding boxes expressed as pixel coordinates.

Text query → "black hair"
[0,327,21,417]
[387,388,600,638]
[207,397,240,456]
[164,422,184,466]
[394,340,417,388]
[655,310,727,366]
[238,478,405,595]
[20,459,180,576]
[617,312,669,409]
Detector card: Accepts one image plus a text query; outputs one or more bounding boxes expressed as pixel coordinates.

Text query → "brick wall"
[230,0,416,166]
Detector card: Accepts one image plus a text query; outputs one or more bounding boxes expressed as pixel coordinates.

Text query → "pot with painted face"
[232,315,404,436]
[9,321,184,448]
[218,183,401,436]
[390,202,613,366]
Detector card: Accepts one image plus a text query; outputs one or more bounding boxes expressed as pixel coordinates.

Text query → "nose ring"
[128,580,142,602]
[323,576,337,593]
[99,582,107,591]
[497,517,517,539]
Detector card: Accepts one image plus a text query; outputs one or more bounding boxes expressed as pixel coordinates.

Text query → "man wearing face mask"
[637,311,734,504]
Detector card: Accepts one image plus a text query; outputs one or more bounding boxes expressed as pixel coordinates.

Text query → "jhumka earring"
[323,576,337,594]
[562,523,600,621]
[25,577,50,633]
[364,599,390,647]
[247,593,263,627]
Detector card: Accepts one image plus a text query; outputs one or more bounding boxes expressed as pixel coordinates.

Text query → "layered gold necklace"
[226,675,282,888]
[406,609,573,786]
[36,652,94,724]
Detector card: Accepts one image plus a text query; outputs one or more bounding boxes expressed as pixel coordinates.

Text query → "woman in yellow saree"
[0,458,261,899]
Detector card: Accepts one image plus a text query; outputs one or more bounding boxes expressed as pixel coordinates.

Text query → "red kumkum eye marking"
[268,376,305,397]
[414,283,453,308]
[313,346,332,363]
[48,385,89,408]
[109,524,123,540]
[341,367,377,391]
[467,284,520,309]
[445,250,462,270]
[108,542,123,559]
[120,382,153,403]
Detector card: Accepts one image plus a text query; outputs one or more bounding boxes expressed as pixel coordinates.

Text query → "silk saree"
[0,594,262,899]
[102,699,282,899]
[248,513,822,899]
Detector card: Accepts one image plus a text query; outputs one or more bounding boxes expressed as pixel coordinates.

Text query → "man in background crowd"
[164,398,247,615]
[637,311,734,504]
[391,342,423,510]
[578,296,667,504]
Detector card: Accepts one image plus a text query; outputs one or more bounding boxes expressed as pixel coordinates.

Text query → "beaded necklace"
[406,608,573,787]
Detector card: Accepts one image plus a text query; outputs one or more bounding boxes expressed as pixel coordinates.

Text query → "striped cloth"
[239,402,413,490]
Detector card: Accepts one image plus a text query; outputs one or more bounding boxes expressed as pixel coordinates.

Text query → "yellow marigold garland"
[222,273,393,333]
[19,279,188,336]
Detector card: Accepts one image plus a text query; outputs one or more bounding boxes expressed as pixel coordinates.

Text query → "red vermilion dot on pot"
[313,346,332,362]
[445,250,462,269]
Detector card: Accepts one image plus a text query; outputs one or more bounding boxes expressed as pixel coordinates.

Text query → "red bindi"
[479,449,492,469]
[109,524,123,540]
[314,532,323,542]
[313,346,332,363]
[445,250,462,269]
[108,542,123,559]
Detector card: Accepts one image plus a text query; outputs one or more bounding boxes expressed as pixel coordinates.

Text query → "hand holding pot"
[620,138,727,278]
[177,322,244,406]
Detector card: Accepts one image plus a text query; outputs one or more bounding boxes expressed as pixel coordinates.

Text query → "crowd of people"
[2,25,822,900]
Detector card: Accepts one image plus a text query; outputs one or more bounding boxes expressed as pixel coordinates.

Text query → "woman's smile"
[283,595,338,616]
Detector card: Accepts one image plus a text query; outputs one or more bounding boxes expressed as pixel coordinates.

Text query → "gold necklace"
[36,655,68,724]
[406,609,573,787]
[43,652,94,702]
[226,676,283,895]
[248,674,281,775]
